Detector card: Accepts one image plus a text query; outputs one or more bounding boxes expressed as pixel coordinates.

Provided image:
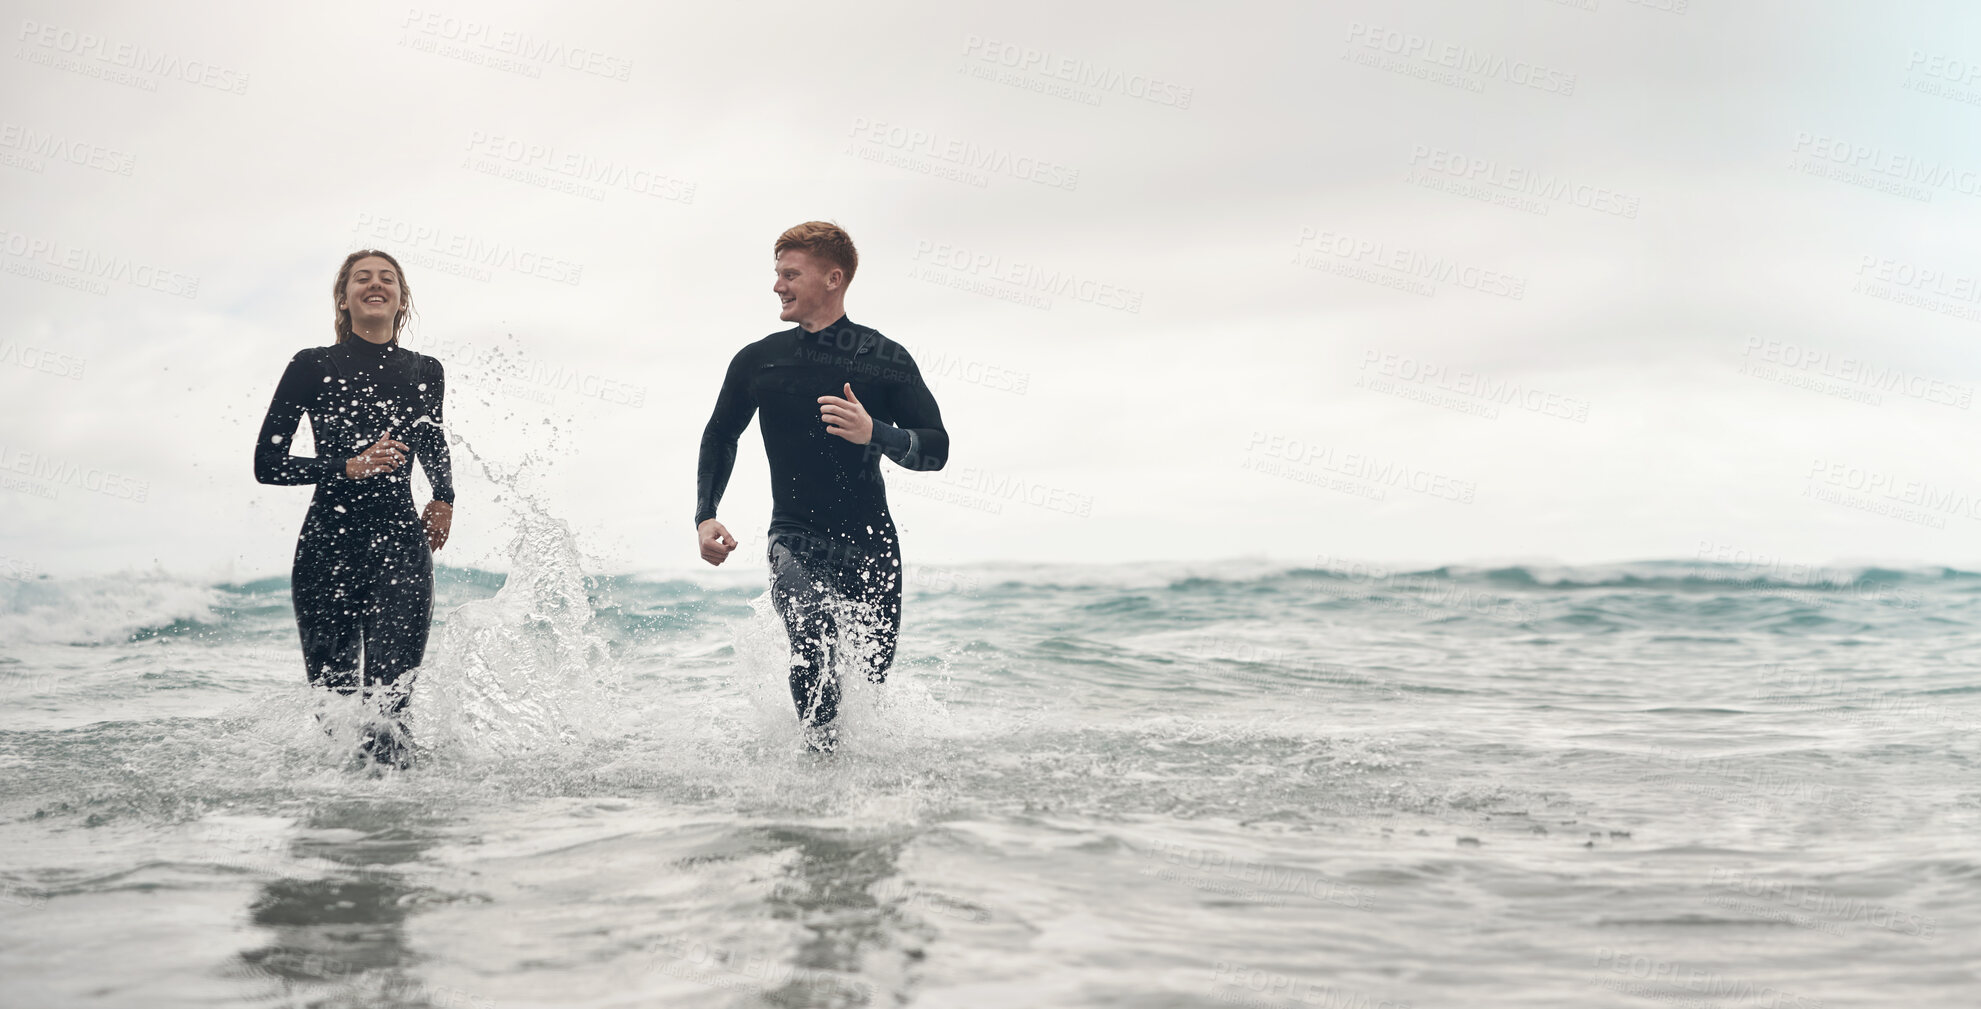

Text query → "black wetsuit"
[254,338,454,728]
[696,316,947,732]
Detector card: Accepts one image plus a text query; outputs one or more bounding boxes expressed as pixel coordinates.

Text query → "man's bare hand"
[699,518,737,566]
[818,383,872,445]
[347,432,409,479]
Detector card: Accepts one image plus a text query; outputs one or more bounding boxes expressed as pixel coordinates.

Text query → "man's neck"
[798,302,847,333]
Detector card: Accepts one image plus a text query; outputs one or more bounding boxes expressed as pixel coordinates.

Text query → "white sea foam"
[0,572,220,645]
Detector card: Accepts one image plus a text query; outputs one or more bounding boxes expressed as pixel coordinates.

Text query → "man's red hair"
[774,221,858,284]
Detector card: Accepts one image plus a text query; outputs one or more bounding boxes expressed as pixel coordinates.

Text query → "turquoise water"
[0,538,1977,1007]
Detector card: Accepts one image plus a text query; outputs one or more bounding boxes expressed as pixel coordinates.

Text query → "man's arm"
[867,348,948,472]
[696,346,757,525]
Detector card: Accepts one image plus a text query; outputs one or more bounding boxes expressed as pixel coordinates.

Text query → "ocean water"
[1,524,1977,1007]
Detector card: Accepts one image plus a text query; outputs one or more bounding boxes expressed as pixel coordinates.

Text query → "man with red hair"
[695,222,950,752]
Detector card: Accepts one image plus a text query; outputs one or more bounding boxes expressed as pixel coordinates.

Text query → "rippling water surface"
[2,529,1977,1007]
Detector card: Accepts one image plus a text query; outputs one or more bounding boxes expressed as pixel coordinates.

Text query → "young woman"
[253,250,455,768]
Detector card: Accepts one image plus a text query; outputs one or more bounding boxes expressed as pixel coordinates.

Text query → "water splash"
[732,590,953,759]
[391,422,616,761]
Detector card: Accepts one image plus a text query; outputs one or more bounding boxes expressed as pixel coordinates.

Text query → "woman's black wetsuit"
[254,339,454,714]
[696,316,947,734]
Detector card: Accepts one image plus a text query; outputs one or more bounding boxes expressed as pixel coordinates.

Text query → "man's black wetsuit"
[254,338,454,746]
[696,316,947,735]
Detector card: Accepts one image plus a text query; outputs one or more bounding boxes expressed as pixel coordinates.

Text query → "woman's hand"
[818,384,872,445]
[422,500,453,553]
[347,433,410,479]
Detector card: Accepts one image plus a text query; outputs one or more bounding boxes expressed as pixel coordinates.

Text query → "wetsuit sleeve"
[695,346,757,526]
[254,352,346,485]
[868,350,948,472]
[414,357,456,505]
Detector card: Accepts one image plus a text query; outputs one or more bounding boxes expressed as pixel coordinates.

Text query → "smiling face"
[773,249,840,325]
[342,255,403,332]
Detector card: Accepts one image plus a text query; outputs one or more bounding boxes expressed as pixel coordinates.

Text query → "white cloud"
[4,0,1981,576]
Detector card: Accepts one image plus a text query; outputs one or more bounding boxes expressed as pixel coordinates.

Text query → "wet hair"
[774,221,858,285]
[332,249,414,344]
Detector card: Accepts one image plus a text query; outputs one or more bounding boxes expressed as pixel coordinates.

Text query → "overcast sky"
[4,0,1981,579]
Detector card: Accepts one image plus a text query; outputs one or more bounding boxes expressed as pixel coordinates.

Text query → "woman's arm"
[414,356,455,552]
[412,357,456,505]
[253,352,345,485]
